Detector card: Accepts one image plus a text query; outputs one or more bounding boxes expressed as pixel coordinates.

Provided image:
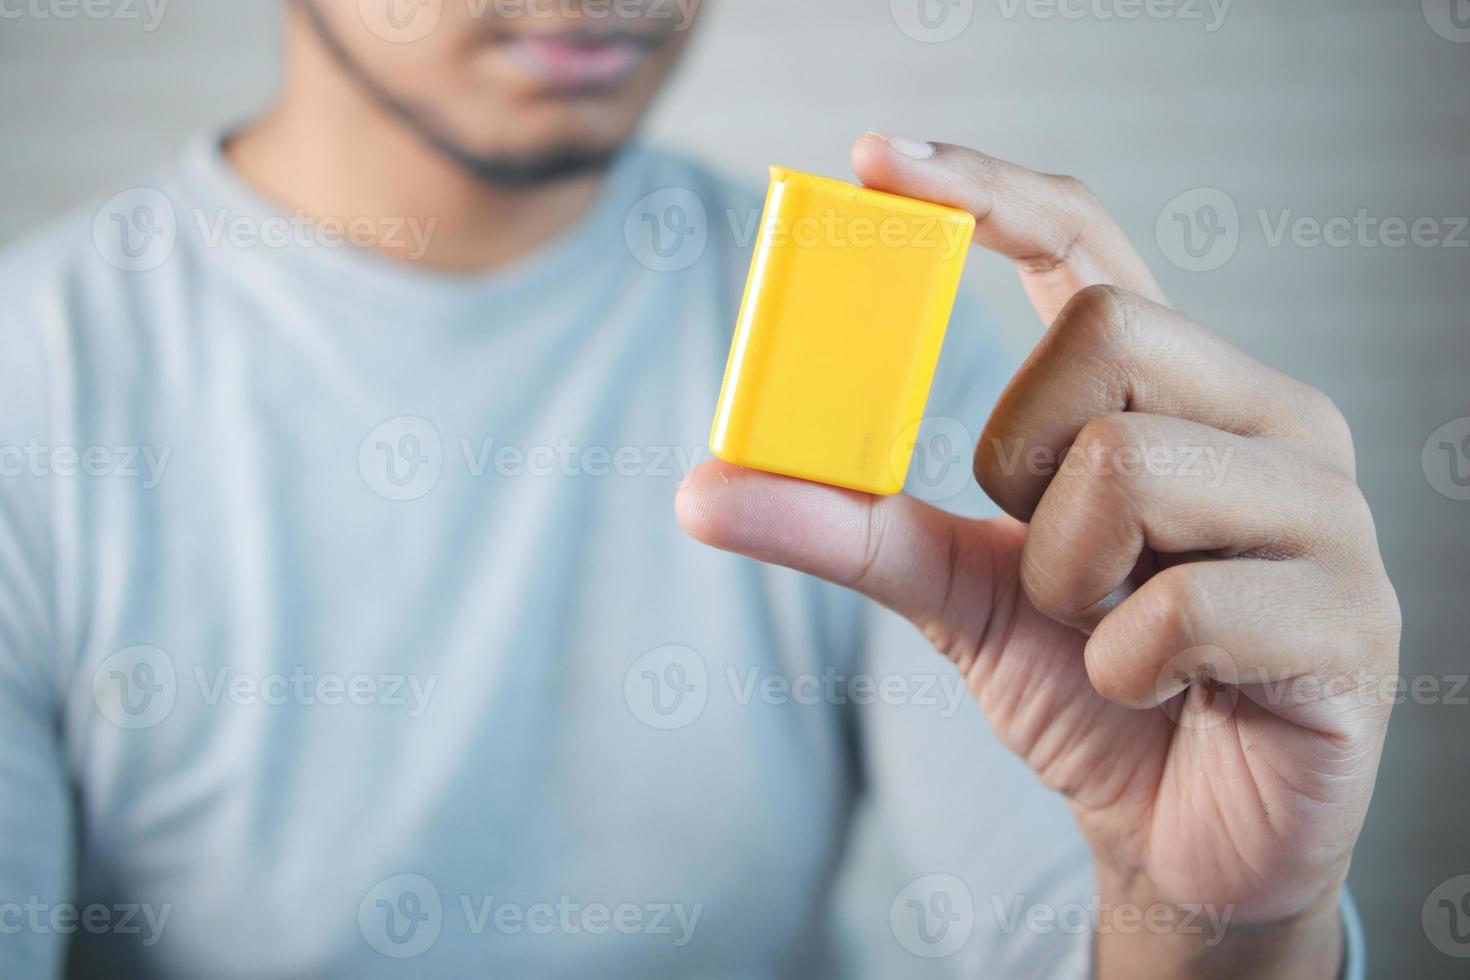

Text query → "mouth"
[497,29,664,93]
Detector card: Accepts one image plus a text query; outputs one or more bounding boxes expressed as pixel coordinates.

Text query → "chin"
[424,122,627,187]
[451,98,643,158]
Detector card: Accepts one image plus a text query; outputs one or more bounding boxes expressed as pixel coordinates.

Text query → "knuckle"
[1314,468,1359,507]
[1314,471,1378,549]
[1053,283,1140,350]
[1151,564,1208,617]
[1299,385,1357,468]
[1018,530,1095,624]
[1067,414,1167,500]
[1134,565,1209,652]
[957,148,1002,183]
[972,431,1009,494]
[1299,383,1344,426]
[1291,442,1390,583]
[1323,568,1402,680]
[1017,486,1129,627]
[1074,412,1146,462]
[1371,578,1404,653]
[1015,175,1099,274]
[1378,574,1403,635]
[935,144,1001,187]
[1084,568,1210,708]
[1051,173,1095,206]
[1355,573,1403,647]
[973,420,1045,518]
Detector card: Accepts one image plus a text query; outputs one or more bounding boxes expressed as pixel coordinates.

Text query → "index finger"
[851,134,1167,325]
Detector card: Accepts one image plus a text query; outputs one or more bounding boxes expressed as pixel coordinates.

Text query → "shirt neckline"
[172,131,650,312]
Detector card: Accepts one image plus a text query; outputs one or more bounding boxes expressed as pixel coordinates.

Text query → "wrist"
[1091,865,1345,980]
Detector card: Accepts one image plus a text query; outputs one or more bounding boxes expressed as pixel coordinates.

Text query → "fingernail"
[867,132,935,160]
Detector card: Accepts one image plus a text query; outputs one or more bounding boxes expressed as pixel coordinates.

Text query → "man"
[0,1,1397,977]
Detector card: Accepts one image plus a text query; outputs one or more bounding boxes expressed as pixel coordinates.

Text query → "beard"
[297,0,620,188]
[413,137,618,186]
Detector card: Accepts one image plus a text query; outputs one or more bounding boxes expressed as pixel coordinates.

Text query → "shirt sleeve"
[0,273,75,979]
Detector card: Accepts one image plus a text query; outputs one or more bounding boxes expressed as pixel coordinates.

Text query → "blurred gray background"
[2,1,1467,976]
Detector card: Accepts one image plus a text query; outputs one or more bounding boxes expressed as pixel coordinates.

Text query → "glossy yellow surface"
[709,167,976,495]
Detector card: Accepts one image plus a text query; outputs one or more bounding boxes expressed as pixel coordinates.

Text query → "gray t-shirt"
[1,136,1358,979]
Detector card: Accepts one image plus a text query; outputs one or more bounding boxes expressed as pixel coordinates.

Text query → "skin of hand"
[676,134,1402,979]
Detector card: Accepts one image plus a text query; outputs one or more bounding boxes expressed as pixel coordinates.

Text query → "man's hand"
[675,134,1401,979]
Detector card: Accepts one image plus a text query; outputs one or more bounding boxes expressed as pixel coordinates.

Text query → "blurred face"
[301,0,702,184]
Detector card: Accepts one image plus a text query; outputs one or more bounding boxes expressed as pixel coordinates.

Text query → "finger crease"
[1018,211,1094,276]
[848,497,888,593]
[938,522,962,622]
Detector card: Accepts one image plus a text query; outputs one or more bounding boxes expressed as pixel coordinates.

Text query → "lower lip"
[501,36,650,90]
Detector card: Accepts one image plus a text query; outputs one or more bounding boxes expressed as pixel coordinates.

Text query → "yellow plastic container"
[709,167,976,495]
